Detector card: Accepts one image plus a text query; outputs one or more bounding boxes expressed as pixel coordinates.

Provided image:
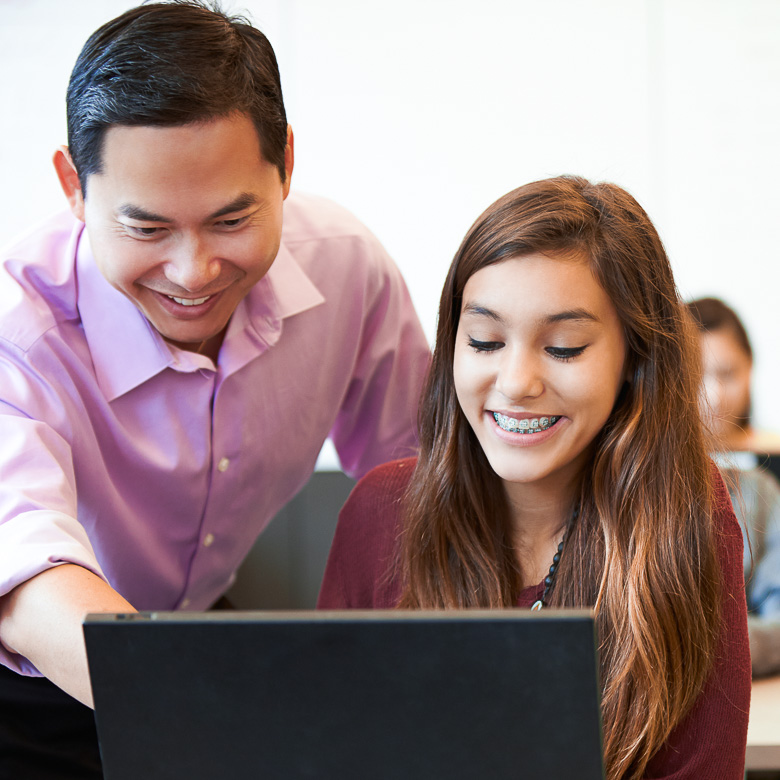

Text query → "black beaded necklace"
[530,506,578,611]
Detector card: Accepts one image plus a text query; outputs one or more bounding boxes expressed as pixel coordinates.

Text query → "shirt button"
[181,598,191,609]
[217,457,230,472]
[203,533,215,547]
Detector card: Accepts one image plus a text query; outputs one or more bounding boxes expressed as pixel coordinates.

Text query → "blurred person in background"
[688,296,780,676]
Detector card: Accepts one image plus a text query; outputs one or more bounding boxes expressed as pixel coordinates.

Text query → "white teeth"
[493,413,560,434]
[168,295,211,306]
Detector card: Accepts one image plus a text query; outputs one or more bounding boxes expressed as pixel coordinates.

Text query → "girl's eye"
[546,346,587,361]
[468,337,503,353]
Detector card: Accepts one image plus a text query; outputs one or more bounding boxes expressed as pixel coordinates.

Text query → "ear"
[53,146,86,222]
[282,125,294,200]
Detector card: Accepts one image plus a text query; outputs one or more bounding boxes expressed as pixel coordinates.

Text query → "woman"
[688,296,780,676]
[688,296,780,453]
[318,176,750,779]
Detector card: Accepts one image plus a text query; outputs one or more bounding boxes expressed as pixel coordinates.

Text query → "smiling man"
[0,3,429,777]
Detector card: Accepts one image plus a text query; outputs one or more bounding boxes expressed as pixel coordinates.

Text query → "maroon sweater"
[318,457,752,779]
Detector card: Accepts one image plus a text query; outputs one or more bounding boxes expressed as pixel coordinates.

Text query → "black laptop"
[84,609,604,780]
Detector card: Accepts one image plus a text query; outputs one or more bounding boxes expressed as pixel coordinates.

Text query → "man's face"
[64,113,292,353]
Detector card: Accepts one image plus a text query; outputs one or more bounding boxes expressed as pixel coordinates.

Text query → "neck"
[503,465,581,546]
[719,423,752,452]
[503,469,580,586]
[165,328,227,362]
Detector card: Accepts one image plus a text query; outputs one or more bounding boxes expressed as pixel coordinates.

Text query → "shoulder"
[282,192,376,240]
[750,465,780,499]
[317,458,416,609]
[339,457,416,537]
[281,192,397,276]
[710,463,745,568]
[0,212,81,351]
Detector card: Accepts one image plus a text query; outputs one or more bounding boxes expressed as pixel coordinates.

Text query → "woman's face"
[699,327,752,441]
[453,253,628,499]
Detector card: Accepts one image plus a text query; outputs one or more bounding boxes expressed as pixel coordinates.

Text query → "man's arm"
[327,236,430,478]
[0,564,136,708]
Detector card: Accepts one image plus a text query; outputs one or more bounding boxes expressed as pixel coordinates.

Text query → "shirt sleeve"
[0,392,107,675]
[326,237,430,480]
[747,468,780,617]
[642,470,751,779]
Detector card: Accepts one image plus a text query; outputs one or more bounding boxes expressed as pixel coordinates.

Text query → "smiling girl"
[318,176,750,779]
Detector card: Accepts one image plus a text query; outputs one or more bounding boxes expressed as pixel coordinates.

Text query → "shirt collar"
[76,224,325,400]
[219,240,325,376]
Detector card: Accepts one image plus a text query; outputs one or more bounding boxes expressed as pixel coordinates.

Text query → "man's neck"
[165,329,227,362]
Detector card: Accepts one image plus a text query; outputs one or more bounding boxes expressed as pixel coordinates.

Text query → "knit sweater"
[318,457,751,779]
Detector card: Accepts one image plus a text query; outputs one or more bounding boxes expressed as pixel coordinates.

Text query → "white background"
[1,0,779,433]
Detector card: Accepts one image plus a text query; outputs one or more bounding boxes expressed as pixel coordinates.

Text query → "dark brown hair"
[67,1,288,195]
[399,176,721,780]
[687,297,753,361]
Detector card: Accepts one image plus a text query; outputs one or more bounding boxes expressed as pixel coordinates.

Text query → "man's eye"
[468,337,503,353]
[126,225,161,238]
[546,346,587,361]
[217,217,246,228]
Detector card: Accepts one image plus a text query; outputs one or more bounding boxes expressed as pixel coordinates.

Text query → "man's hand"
[0,564,136,708]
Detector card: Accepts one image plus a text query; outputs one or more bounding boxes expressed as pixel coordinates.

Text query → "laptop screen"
[84,609,604,780]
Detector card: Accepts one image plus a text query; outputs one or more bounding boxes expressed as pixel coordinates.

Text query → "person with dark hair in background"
[319,177,751,779]
[688,296,780,677]
[0,2,429,776]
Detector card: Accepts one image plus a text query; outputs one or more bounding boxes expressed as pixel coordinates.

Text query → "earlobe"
[282,125,294,200]
[52,147,86,222]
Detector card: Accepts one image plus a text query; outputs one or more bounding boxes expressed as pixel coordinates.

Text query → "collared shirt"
[0,193,430,674]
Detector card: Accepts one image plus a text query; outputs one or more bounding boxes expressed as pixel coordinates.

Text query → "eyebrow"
[117,192,260,224]
[461,303,600,326]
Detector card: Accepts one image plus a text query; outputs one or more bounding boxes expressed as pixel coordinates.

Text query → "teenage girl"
[318,176,750,779]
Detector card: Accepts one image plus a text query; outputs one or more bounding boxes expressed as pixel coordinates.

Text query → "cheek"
[568,362,624,422]
[95,249,151,289]
[228,234,280,279]
[452,350,471,409]
[452,349,487,416]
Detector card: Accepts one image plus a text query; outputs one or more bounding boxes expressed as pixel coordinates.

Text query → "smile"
[493,413,561,434]
[167,295,212,306]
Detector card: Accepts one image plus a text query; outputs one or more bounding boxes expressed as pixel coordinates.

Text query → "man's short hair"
[66,0,288,195]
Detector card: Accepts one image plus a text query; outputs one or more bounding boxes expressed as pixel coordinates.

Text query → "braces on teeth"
[493,413,560,434]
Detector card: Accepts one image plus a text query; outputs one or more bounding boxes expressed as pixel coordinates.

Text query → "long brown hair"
[398,176,721,780]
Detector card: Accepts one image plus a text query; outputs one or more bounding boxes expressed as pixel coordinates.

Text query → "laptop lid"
[84,609,604,780]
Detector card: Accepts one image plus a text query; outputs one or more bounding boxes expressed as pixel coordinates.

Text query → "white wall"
[1,0,779,431]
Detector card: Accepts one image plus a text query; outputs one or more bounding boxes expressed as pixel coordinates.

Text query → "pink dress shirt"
[0,192,430,675]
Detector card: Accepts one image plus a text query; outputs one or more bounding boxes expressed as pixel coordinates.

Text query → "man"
[0,3,429,776]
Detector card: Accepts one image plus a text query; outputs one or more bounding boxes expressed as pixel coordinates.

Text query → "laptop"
[84,609,604,780]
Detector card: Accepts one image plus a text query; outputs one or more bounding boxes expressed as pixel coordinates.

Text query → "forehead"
[89,113,276,211]
[90,114,274,188]
[701,328,752,367]
[460,253,621,329]
[100,113,265,164]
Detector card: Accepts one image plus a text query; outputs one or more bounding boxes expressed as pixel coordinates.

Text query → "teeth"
[168,295,211,306]
[493,413,560,434]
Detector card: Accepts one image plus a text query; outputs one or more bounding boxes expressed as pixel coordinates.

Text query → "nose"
[495,347,544,402]
[164,235,221,292]
[701,375,724,418]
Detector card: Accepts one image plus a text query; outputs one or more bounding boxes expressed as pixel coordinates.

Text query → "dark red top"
[318,458,751,779]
